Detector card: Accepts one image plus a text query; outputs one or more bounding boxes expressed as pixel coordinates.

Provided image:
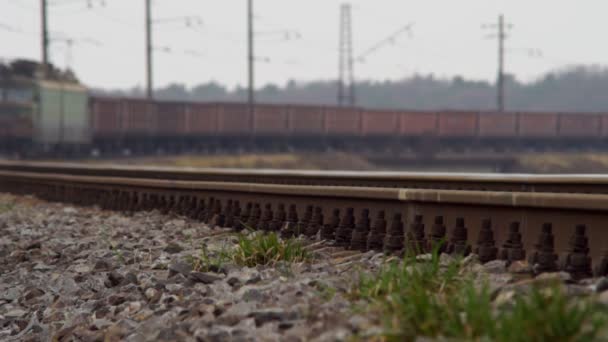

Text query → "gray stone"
[245,273,262,285]
[144,288,159,301]
[566,284,594,297]
[312,328,350,342]
[33,263,53,271]
[122,272,138,285]
[508,260,533,274]
[93,259,112,271]
[596,277,608,293]
[63,207,77,214]
[241,288,264,302]
[165,283,183,293]
[493,290,516,307]
[348,315,371,332]
[461,253,480,267]
[73,264,91,274]
[5,309,28,318]
[226,277,241,287]
[107,271,124,287]
[23,287,45,301]
[189,272,222,284]
[536,272,572,283]
[52,277,79,295]
[108,294,127,306]
[195,326,231,342]
[249,308,297,326]
[26,241,42,250]
[168,261,192,277]
[597,287,608,304]
[92,318,112,330]
[416,253,433,262]
[278,320,295,331]
[163,243,183,254]
[2,286,23,301]
[483,260,507,274]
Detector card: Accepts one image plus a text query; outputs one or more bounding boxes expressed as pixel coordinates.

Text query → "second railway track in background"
[1,161,607,277]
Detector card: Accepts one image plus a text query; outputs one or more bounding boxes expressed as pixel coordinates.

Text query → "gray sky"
[1,0,606,90]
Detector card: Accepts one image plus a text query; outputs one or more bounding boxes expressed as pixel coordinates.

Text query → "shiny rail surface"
[0,163,607,280]
[2,160,608,193]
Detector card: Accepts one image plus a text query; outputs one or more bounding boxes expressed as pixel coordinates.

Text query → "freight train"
[1,61,607,157]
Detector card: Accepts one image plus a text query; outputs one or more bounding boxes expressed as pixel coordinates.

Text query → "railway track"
[2,160,608,193]
[1,161,607,278]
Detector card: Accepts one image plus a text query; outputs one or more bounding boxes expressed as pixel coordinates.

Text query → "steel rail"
[1,161,608,194]
[1,167,607,279]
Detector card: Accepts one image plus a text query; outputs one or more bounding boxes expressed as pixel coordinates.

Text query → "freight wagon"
[85,97,608,156]
[2,65,608,157]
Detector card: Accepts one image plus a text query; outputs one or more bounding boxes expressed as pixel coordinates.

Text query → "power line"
[145,3,204,99]
[3,0,38,12]
[48,0,105,6]
[248,0,254,127]
[338,3,355,107]
[356,23,413,63]
[0,22,31,34]
[145,0,152,98]
[483,14,512,112]
[41,0,49,76]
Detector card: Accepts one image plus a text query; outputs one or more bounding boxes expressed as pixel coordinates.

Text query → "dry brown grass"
[87,152,376,171]
[517,153,608,173]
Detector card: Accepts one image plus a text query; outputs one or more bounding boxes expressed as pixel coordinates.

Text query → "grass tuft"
[187,243,231,272]
[0,201,15,214]
[187,230,312,270]
[497,286,607,342]
[350,249,608,341]
[232,230,311,267]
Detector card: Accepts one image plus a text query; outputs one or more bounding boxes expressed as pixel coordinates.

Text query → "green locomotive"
[0,60,90,156]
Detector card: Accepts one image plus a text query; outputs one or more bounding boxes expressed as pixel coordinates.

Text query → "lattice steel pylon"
[338,3,355,107]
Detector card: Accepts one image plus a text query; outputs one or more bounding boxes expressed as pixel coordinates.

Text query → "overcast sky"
[1,0,607,90]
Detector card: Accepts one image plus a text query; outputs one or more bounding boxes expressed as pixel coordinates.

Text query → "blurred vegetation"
[516,153,608,173]
[232,231,311,267]
[89,152,376,171]
[95,65,608,112]
[187,231,311,270]
[350,250,608,341]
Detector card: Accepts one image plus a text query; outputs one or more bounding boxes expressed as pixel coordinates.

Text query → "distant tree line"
[93,65,608,112]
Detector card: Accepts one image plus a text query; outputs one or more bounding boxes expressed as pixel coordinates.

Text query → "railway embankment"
[1,193,608,341]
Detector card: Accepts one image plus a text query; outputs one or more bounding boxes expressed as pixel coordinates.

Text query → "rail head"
[3,169,608,212]
[3,160,608,187]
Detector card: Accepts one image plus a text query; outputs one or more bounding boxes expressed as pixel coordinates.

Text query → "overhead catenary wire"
[356,23,413,63]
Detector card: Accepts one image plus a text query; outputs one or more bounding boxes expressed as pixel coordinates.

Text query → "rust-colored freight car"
[288,105,325,136]
[217,103,249,135]
[254,104,288,135]
[478,112,517,137]
[438,111,478,137]
[518,112,558,138]
[90,97,122,138]
[121,98,155,136]
[188,103,218,136]
[324,107,361,136]
[558,113,601,138]
[156,101,188,137]
[600,114,608,138]
[82,95,608,156]
[400,111,437,136]
[361,109,399,136]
